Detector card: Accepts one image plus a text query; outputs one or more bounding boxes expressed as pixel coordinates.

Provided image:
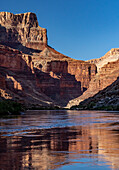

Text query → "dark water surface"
[0,110,119,170]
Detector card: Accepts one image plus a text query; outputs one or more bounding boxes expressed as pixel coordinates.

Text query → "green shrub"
[0,100,24,115]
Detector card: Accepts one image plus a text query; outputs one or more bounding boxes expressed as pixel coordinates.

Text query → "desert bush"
[0,100,24,115]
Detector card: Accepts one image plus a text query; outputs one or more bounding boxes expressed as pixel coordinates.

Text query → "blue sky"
[1,0,119,60]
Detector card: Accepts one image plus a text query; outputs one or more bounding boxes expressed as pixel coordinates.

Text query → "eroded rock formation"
[0,44,34,72]
[0,12,47,50]
[0,12,97,107]
[68,59,119,108]
[87,48,119,71]
[32,46,97,92]
[74,77,119,110]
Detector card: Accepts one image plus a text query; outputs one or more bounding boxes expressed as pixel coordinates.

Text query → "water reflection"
[0,110,119,170]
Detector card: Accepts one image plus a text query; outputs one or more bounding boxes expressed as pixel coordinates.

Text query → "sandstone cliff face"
[76,77,119,109]
[67,61,96,90]
[32,46,97,92]
[0,12,47,51]
[35,65,82,106]
[0,12,97,107]
[68,59,119,108]
[87,48,119,71]
[0,44,33,72]
[0,12,118,108]
[0,44,55,106]
[0,60,55,107]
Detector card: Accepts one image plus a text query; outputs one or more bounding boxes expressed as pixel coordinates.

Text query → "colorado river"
[0,110,119,170]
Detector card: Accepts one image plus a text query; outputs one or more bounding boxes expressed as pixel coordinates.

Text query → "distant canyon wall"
[87,48,119,71]
[68,59,119,107]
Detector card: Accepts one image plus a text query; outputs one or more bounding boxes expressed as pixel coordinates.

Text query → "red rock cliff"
[68,59,119,107]
[0,12,97,107]
[87,48,119,71]
[0,44,33,72]
[0,12,47,50]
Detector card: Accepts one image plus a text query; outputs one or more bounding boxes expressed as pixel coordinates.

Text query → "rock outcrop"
[68,59,119,108]
[0,11,119,109]
[0,12,47,51]
[0,44,33,72]
[32,46,97,91]
[0,12,97,107]
[74,77,119,110]
[87,48,119,71]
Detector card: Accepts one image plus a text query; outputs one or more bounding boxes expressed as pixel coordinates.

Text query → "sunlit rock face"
[0,12,97,107]
[76,76,119,109]
[1,12,119,107]
[0,12,47,50]
[68,59,119,107]
[0,44,54,106]
[87,48,119,71]
[67,60,96,91]
[32,46,97,93]
[85,59,119,94]
[0,45,33,72]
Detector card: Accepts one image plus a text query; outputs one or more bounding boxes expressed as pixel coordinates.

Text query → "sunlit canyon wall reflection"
[0,110,119,170]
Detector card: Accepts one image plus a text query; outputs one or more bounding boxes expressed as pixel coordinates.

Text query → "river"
[0,110,119,170]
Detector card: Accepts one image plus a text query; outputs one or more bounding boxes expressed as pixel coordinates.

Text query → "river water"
[0,110,119,170]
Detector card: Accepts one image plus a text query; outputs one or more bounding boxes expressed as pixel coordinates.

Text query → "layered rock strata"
[0,45,55,106]
[67,59,119,108]
[0,12,47,50]
[87,48,119,71]
[0,44,33,72]
[0,12,97,107]
[76,77,119,109]
[32,46,97,91]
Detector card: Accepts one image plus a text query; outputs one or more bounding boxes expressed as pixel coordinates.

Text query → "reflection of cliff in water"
[93,122,119,170]
[0,111,119,169]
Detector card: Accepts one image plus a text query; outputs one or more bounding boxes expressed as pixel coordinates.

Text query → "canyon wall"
[68,59,119,107]
[67,61,96,90]
[0,12,118,108]
[0,12,97,107]
[0,12,47,51]
[0,44,33,72]
[77,77,119,109]
[32,46,97,91]
[87,48,119,71]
